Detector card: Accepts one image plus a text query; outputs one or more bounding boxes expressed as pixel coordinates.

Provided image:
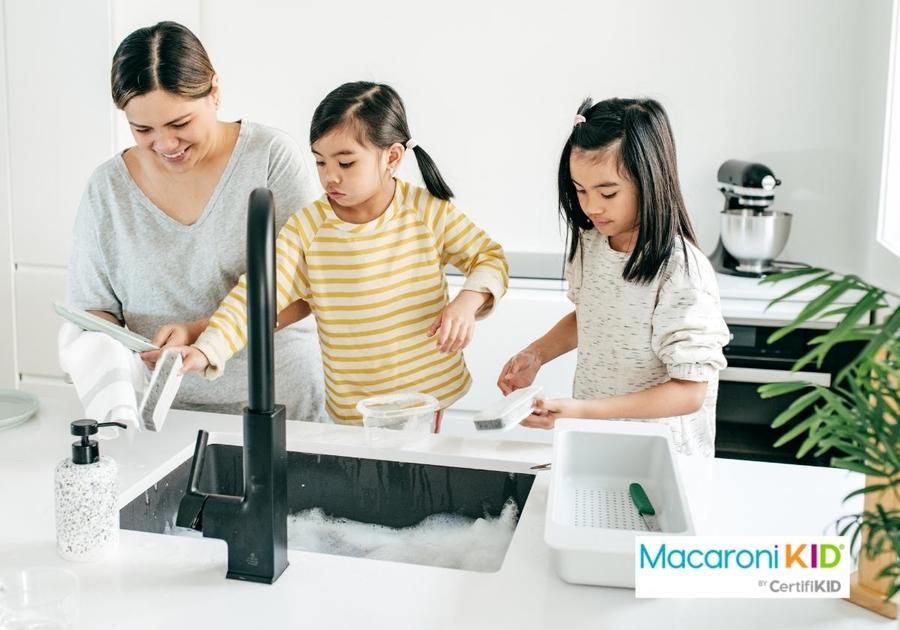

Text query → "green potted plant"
[757,267,899,618]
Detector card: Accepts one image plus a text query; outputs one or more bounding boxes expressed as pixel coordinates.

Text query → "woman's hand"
[141,319,209,370]
[141,323,193,370]
[497,349,541,395]
[520,398,572,430]
[427,290,487,353]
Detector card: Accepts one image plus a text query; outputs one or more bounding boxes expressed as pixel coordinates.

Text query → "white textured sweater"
[566,230,729,457]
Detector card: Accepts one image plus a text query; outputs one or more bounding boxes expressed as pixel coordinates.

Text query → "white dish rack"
[544,419,694,588]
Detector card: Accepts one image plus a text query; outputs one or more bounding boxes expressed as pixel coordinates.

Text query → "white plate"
[0,389,39,431]
[52,302,158,353]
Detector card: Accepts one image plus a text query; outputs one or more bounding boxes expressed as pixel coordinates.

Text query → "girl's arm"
[143,300,311,368]
[428,201,509,352]
[438,205,508,318]
[276,299,312,329]
[182,213,312,377]
[523,379,707,429]
[526,310,578,366]
[497,310,578,395]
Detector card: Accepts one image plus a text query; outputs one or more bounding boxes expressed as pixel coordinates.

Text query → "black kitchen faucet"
[176,188,289,583]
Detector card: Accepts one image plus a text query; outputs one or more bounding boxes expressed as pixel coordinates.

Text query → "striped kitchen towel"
[58,322,145,436]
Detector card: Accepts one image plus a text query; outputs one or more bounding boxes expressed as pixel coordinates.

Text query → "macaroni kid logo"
[634,536,851,598]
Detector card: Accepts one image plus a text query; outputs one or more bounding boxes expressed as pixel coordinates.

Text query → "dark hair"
[310,82,454,200]
[559,97,697,284]
[111,21,216,109]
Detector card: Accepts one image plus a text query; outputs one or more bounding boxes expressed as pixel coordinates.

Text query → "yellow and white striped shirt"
[194,180,509,424]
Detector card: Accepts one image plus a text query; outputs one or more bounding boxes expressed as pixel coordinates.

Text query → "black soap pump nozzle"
[70,419,127,465]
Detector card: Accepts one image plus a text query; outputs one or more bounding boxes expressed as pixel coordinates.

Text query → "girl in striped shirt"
[178,82,508,425]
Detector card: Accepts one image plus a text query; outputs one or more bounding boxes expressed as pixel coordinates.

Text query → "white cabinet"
[2,0,112,385]
[5,0,113,268]
[14,267,67,378]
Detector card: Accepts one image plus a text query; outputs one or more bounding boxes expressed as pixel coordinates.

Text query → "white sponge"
[138,350,184,431]
[472,386,543,431]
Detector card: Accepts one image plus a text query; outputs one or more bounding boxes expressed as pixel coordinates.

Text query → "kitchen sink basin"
[120,443,535,571]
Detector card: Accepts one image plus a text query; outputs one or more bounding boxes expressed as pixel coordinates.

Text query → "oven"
[715,323,862,466]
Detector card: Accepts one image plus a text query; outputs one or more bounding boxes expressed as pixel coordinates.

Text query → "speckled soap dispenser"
[54,419,127,561]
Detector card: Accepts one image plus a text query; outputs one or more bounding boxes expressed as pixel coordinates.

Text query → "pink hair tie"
[573,114,586,126]
[405,138,418,150]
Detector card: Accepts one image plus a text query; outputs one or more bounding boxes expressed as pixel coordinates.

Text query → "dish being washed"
[52,302,158,353]
[472,386,543,431]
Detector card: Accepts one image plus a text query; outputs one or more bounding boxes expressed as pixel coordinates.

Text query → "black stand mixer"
[709,160,799,277]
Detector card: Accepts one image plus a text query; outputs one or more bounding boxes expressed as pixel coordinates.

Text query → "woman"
[66,21,325,420]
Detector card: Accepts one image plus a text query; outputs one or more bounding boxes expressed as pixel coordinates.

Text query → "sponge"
[472,386,542,432]
[138,350,184,431]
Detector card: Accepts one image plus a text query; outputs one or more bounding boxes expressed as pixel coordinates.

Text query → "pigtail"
[409,145,454,201]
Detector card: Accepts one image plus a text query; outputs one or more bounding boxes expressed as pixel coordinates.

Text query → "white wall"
[0,0,896,387]
[199,0,894,275]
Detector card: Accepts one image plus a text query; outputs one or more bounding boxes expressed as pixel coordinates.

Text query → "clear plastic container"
[356,392,439,433]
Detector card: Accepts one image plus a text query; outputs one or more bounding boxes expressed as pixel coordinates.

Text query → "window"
[878,0,900,257]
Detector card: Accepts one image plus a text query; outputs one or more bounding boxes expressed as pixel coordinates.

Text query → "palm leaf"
[758,267,831,284]
[835,306,900,384]
[773,414,821,448]
[831,458,889,477]
[769,390,823,429]
[794,288,885,370]
[843,484,891,501]
[763,270,833,313]
[757,381,810,398]
[762,268,900,602]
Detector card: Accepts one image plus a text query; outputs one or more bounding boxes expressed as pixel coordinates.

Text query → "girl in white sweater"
[498,97,729,457]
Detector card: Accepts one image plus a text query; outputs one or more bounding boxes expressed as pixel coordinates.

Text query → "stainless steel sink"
[120,443,535,571]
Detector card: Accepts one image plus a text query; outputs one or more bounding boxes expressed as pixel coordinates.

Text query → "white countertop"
[450,268,860,327]
[715,272,863,328]
[1,385,895,630]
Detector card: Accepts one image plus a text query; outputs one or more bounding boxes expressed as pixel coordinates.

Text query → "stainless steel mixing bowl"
[720,209,793,274]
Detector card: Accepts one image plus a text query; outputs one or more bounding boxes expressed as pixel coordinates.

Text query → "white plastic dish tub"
[544,419,694,588]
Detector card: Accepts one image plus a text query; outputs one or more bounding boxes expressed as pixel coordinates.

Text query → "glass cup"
[0,568,79,630]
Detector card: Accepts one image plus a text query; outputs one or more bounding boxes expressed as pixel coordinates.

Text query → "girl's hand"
[141,323,193,370]
[497,349,541,395]
[427,290,486,353]
[521,398,570,430]
[175,346,212,375]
